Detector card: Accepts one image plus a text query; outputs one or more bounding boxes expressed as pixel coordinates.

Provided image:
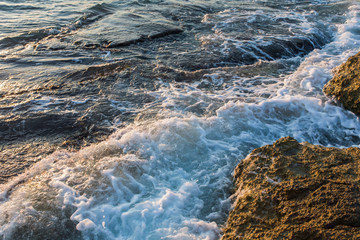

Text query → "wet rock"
[0,61,156,184]
[323,52,360,115]
[222,137,360,240]
[68,8,183,50]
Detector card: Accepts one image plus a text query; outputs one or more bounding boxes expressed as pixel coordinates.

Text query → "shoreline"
[222,51,360,239]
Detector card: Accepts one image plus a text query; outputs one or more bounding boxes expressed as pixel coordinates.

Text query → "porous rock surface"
[323,51,360,115]
[222,136,360,240]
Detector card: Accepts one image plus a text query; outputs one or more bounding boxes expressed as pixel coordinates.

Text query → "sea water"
[1,0,360,239]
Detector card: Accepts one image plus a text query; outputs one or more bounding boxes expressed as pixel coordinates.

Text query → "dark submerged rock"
[0,60,156,184]
[222,136,360,240]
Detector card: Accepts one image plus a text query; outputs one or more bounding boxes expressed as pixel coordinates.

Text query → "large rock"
[323,52,360,115]
[222,137,360,239]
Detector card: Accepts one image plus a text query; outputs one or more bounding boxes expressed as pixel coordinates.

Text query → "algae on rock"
[222,137,360,240]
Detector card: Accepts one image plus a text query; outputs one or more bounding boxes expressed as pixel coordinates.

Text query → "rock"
[323,52,360,115]
[222,136,360,240]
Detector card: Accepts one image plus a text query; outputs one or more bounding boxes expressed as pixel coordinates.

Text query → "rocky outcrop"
[323,52,360,115]
[222,137,360,240]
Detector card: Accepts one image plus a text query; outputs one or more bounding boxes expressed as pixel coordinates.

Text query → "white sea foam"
[279,3,360,96]
[200,4,335,62]
[1,1,360,240]
[2,95,360,239]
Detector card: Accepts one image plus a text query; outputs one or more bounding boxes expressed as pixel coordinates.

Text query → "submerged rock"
[323,52,360,115]
[222,137,360,240]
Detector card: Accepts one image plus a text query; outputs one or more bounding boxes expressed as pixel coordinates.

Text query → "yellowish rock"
[323,52,360,115]
[222,137,360,240]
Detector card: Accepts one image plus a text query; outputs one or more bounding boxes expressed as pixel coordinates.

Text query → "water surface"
[1,0,360,239]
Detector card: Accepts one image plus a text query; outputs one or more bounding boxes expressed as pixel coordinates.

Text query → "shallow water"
[1,0,360,239]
